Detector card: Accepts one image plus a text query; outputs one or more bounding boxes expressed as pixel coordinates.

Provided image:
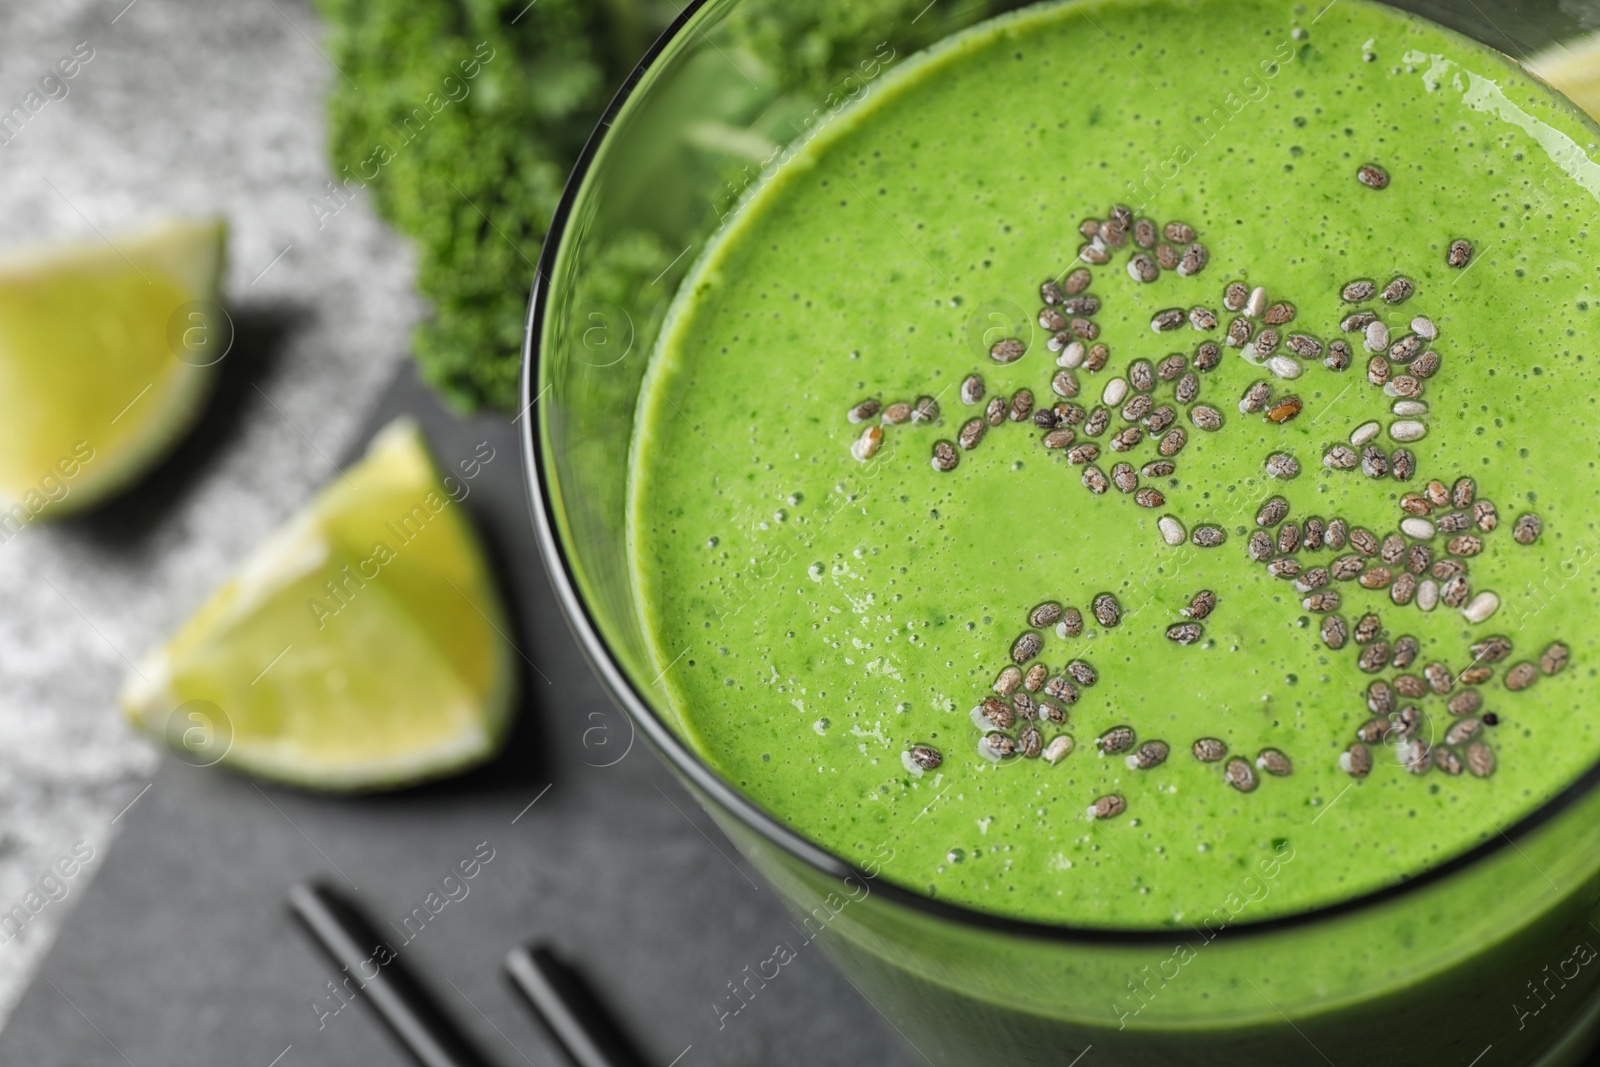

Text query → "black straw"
[504,944,649,1067]
[287,882,492,1067]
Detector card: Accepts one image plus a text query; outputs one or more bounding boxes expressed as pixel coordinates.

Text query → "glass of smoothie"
[521,0,1600,1062]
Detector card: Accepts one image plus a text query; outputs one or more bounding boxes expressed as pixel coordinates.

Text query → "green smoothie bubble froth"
[628,0,1600,928]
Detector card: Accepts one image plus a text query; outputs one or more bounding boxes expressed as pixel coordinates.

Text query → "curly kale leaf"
[318,0,612,409]
[317,0,993,410]
[724,0,996,96]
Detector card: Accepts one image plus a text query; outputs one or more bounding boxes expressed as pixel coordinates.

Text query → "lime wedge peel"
[120,418,519,791]
[0,217,227,518]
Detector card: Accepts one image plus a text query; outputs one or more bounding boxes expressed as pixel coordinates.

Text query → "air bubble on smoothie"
[813,718,831,734]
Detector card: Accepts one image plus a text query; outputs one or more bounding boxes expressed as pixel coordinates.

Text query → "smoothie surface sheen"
[628,0,1600,927]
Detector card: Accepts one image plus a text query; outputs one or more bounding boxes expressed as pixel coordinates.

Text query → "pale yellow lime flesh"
[121,419,519,790]
[1530,33,1600,122]
[0,218,227,517]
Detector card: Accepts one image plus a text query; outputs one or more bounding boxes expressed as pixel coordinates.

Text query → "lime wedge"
[120,418,519,790]
[0,218,227,517]
[1531,33,1600,120]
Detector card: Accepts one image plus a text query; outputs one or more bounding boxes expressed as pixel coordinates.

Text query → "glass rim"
[519,0,1600,946]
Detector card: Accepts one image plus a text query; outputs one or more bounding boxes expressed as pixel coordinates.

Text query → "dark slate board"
[0,362,917,1067]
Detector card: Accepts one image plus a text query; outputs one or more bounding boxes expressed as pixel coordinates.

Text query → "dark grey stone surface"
[0,364,919,1067]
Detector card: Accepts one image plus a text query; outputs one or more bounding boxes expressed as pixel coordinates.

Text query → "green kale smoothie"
[627,0,1600,930]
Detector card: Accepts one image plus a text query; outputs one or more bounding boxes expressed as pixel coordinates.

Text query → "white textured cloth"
[0,0,419,1020]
